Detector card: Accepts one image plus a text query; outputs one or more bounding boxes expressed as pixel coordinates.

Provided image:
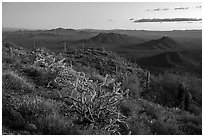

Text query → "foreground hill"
[2,42,202,135]
[128,36,186,51]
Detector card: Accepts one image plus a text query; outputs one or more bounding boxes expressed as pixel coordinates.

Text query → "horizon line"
[2,27,202,32]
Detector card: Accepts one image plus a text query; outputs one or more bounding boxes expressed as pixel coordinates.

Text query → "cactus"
[55,68,129,123]
[10,47,13,57]
[32,49,130,134]
[146,71,150,91]
[64,41,67,52]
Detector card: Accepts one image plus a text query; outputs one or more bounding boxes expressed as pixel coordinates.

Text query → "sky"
[2,2,202,30]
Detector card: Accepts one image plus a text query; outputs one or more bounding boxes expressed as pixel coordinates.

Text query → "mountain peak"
[89,32,145,45]
[48,27,76,32]
[160,36,173,42]
[129,36,185,51]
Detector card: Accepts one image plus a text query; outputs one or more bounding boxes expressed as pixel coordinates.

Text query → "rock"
[24,123,37,132]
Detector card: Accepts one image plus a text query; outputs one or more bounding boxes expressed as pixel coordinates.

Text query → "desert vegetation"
[2,41,202,135]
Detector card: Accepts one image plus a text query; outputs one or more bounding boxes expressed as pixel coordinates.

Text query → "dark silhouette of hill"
[128,36,186,51]
[137,51,201,75]
[45,27,77,33]
[3,29,201,52]
[2,27,35,32]
[80,32,145,45]
[2,29,97,50]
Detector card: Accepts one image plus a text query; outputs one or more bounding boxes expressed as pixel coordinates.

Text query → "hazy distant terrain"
[3,28,201,76]
[3,28,201,49]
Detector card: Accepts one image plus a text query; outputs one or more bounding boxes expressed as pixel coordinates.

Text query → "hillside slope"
[128,36,186,51]
[87,32,145,45]
[67,32,146,51]
[2,42,202,135]
[136,51,201,75]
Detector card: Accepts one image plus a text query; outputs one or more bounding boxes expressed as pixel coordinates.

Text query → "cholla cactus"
[56,68,129,123]
[33,49,70,73]
[32,48,130,134]
[54,67,130,134]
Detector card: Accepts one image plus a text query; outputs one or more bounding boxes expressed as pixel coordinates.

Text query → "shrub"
[177,114,202,135]
[121,72,141,99]
[3,41,18,49]
[133,99,185,135]
[179,122,202,135]
[2,90,26,129]
[2,56,17,64]
[2,71,35,93]
[127,115,151,135]
[22,65,57,87]
[37,112,80,135]
[73,63,99,77]
[2,91,79,135]
[142,72,202,109]
[17,95,59,119]
[33,49,131,134]
[188,103,202,115]
[150,120,182,135]
[57,70,130,133]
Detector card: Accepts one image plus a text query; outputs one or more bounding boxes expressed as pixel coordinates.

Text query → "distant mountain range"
[2,28,201,76]
[2,27,35,32]
[128,36,186,51]
[3,27,201,49]
[86,32,145,45]
[69,32,146,50]
[3,27,201,32]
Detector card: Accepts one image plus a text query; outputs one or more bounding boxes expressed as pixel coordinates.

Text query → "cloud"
[174,7,189,10]
[147,7,192,12]
[146,8,169,11]
[162,8,169,11]
[196,5,202,8]
[153,8,161,11]
[133,18,202,23]
[108,19,113,22]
